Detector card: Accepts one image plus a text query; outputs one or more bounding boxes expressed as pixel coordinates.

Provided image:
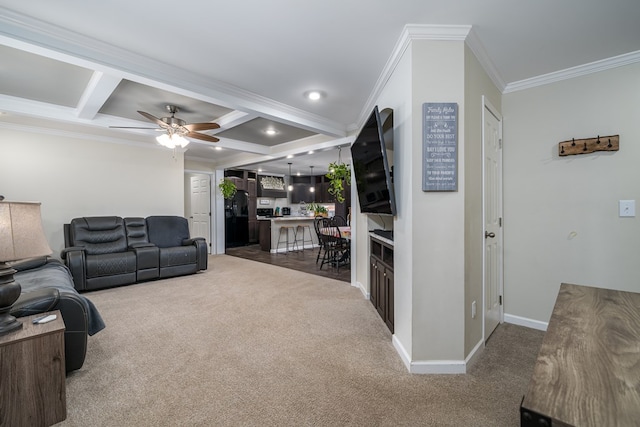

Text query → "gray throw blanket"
[14,257,106,335]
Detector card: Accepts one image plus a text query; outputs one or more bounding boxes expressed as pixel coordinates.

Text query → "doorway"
[482,97,503,341]
[187,173,212,253]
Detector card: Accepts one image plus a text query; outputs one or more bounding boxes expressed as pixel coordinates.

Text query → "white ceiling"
[1,0,639,176]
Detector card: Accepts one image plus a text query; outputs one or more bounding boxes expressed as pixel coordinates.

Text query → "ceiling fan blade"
[137,111,167,128]
[186,132,220,143]
[184,122,220,132]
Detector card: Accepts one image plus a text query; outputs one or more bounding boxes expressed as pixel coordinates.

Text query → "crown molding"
[0,117,162,151]
[503,50,640,93]
[0,7,347,138]
[465,28,506,92]
[355,24,495,130]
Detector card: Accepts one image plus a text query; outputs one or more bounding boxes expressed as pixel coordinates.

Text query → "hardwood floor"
[225,244,351,283]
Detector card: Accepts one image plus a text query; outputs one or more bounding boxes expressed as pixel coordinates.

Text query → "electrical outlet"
[619,200,636,217]
[471,301,477,319]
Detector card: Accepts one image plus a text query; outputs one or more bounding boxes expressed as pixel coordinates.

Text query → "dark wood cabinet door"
[384,266,394,333]
[248,220,258,243]
[370,237,394,333]
[247,179,257,197]
[370,257,379,309]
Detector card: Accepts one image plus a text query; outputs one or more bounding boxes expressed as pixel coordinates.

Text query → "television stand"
[372,229,393,241]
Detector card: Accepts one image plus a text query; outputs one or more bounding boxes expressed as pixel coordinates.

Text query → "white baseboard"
[355,281,369,298]
[392,335,467,374]
[464,339,484,369]
[504,313,548,331]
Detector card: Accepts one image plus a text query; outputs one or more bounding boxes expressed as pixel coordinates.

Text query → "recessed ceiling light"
[215,147,222,151]
[304,90,324,101]
[308,150,314,154]
[265,129,277,136]
[286,154,294,159]
[258,168,263,172]
[297,172,301,176]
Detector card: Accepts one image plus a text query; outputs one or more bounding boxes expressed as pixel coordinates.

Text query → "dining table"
[318,225,351,269]
[319,226,351,240]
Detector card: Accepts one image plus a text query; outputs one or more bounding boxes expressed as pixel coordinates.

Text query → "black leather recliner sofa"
[11,257,105,373]
[62,215,207,292]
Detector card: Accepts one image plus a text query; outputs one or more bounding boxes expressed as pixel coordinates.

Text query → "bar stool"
[295,224,314,251]
[276,226,298,254]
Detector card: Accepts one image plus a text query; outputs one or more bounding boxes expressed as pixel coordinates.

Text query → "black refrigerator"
[225,190,249,248]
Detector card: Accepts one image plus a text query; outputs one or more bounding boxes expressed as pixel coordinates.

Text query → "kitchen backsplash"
[257,197,334,216]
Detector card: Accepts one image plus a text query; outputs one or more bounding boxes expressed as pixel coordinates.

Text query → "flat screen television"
[350,106,396,216]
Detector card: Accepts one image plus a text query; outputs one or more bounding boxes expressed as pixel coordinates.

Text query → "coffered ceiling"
[0,1,639,176]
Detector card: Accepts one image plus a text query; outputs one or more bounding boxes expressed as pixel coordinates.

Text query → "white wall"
[359,41,413,356]
[408,40,466,362]
[0,127,184,255]
[463,45,502,355]
[503,62,640,325]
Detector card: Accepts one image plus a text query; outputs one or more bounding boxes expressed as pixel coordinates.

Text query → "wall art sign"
[422,103,458,192]
[260,176,285,191]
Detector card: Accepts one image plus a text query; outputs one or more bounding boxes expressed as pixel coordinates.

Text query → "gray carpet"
[58,255,544,426]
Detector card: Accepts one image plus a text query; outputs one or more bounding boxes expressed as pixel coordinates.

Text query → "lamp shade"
[0,202,52,262]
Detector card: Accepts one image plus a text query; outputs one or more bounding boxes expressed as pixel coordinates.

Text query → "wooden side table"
[0,310,66,427]
[520,284,640,426]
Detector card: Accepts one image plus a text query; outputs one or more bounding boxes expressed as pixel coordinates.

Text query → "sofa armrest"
[11,287,60,317]
[63,248,87,291]
[182,237,205,246]
[61,246,86,260]
[183,237,208,271]
[11,287,91,372]
[129,242,156,249]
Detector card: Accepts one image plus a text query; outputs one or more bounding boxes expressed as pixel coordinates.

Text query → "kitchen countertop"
[257,216,316,221]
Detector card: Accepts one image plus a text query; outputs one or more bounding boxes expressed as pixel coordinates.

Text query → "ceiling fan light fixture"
[156,133,189,149]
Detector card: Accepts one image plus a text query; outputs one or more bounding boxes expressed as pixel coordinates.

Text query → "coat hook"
[571,138,576,146]
[596,135,600,144]
[607,138,612,148]
[583,142,587,151]
[561,145,565,154]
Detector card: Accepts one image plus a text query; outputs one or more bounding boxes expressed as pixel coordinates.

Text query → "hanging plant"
[218,178,237,199]
[326,147,351,203]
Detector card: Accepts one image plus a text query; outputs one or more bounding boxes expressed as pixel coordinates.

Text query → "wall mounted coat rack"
[559,134,619,157]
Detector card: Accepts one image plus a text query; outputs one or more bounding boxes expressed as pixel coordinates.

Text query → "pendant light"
[309,166,315,203]
[287,162,293,192]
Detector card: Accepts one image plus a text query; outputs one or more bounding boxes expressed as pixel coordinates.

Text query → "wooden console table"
[520,283,640,426]
[0,310,66,426]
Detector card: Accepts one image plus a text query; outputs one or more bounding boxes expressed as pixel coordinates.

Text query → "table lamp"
[0,201,52,335]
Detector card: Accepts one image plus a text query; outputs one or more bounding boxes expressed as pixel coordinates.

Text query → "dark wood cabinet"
[259,220,271,252]
[228,176,246,191]
[370,237,394,333]
[290,175,351,205]
[247,179,257,197]
[248,219,258,243]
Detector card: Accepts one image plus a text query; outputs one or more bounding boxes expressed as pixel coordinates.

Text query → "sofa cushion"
[86,252,136,278]
[146,216,190,248]
[70,216,128,255]
[124,217,150,246]
[159,246,197,267]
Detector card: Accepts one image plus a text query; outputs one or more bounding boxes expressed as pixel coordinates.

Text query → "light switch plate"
[619,200,635,217]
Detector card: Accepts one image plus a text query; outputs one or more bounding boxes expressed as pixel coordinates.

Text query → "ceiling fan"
[110,105,220,148]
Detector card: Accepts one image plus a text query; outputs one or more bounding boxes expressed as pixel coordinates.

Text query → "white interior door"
[190,175,211,252]
[483,99,503,341]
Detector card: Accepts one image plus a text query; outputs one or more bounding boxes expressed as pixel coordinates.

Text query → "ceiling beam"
[0,8,347,138]
[75,71,122,119]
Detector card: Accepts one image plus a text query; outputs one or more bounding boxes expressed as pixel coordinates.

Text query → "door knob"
[485,231,495,238]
